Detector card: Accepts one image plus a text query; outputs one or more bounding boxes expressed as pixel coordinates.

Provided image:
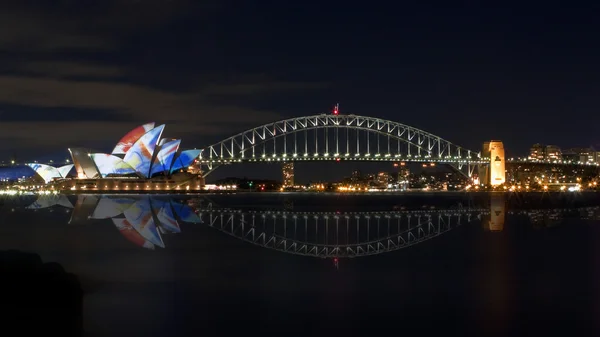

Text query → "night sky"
[0,1,599,181]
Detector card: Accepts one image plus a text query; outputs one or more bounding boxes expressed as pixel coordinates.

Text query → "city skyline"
[3,113,598,183]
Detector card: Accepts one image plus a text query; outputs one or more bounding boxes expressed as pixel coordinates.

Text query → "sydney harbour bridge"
[197,113,599,180]
[199,114,486,178]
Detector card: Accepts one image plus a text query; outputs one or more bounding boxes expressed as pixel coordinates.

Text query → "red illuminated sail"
[112,122,156,155]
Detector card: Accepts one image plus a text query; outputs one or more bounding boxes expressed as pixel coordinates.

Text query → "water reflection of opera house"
[13,194,600,257]
[24,123,204,192]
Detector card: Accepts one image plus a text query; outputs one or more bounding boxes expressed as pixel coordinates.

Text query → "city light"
[2,114,600,194]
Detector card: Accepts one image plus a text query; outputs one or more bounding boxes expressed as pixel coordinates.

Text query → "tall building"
[481,141,505,186]
[397,166,410,183]
[529,144,562,161]
[377,172,391,186]
[529,143,545,160]
[545,145,562,160]
[282,162,294,187]
[563,147,595,163]
[351,170,362,183]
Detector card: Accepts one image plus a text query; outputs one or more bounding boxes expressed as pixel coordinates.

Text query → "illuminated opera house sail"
[27,123,203,191]
[25,163,75,184]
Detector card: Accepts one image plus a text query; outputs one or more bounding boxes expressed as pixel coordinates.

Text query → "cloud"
[0,74,312,153]
[17,61,123,79]
[0,0,233,82]
[0,75,286,123]
[0,1,224,53]
[0,7,113,52]
[0,75,175,117]
[0,121,224,148]
[204,81,329,96]
[0,114,281,157]
[0,1,318,156]
[93,0,223,32]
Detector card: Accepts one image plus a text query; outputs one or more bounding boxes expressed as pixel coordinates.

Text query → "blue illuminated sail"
[169,149,201,174]
[123,125,165,178]
[150,139,180,176]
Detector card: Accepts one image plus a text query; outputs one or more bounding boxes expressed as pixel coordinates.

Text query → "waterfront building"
[25,123,203,192]
[563,147,596,163]
[529,143,545,160]
[377,172,391,187]
[282,162,294,187]
[529,144,562,161]
[350,170,362,183]
[397,166,409,183]
[545,145,562,160]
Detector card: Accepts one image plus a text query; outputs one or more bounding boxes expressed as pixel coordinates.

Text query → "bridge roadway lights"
[201,156,490,164]
[506,159,600,166]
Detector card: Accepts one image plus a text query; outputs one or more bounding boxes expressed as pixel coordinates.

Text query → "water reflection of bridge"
[9,194,600,258]
[200,208,484,257]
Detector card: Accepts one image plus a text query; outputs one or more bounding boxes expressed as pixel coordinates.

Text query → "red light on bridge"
[336,158,340,162]
[332,103,339,115]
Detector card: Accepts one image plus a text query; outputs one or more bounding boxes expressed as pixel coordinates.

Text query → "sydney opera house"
[26,123,204,191]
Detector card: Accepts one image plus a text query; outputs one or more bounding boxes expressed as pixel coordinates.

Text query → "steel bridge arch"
[200,114,486,174]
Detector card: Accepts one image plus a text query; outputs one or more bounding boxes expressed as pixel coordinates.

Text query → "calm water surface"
[1,192,600,337]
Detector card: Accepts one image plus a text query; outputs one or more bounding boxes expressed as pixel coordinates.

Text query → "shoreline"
[3,189,600,194]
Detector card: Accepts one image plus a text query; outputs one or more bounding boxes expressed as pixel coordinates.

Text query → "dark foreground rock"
[0,250,83,337]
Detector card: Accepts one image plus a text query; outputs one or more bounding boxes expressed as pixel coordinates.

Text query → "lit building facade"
[529,143,545,160]
[351,170,362,182]
[398,167,410,183]
[26,122,204,191]
[282,162,294,187]
[545,145,562,160]
[482,140,506,186]
[529,144,562,161]
[393,162,410,183]
[377,172,391,186]
[563,147,596,163]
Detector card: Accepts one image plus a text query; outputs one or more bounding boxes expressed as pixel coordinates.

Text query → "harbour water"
[1,192,600,336]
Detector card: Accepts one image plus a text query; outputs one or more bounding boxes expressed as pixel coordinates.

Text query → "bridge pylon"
[479,140,506,186]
